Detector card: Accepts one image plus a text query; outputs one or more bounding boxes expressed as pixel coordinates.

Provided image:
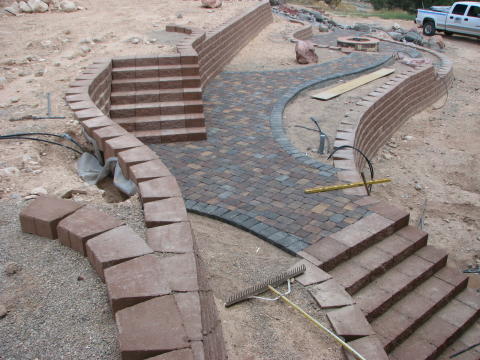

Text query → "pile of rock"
[3,0,77,15]
[272,4,341,33]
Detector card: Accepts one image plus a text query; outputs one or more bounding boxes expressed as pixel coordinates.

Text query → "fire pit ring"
[337,36,379,52]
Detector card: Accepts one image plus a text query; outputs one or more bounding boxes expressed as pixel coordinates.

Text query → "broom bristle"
[224,264,306,307]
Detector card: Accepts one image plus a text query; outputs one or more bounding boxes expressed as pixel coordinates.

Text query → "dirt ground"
[190,213,343,360]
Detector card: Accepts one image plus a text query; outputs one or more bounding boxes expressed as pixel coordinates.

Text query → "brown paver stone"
[175,292,202,341]
[129,159,172,184]
[57,206,124,255]
[144,198,188,227]
[327,305,374,339]
[345,336,389,360]
[104,134,144,160]
[118,145,159,178]
[309,279,354,308]
[146,348,194,360]
[367,202,409,229]
[86,225,153,281]
[434,266,469,288]
[302,237,349,271]
[146,222,194,253]
[289,259,331,286]
[390,336,437,360]
[416,315,459,347]
[20,195,83,239]
[105,253,198,312]
[116,295,189,360]
[139,176,182,203]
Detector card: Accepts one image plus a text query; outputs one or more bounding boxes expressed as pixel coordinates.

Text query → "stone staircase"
[109,56,207,144]
[301,201,480,360]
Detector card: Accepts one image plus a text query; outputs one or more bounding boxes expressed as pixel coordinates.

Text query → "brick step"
[112,55,183,68]
[330,226,428,295]
[111,88,202,105]
[112,113,205,132]
[111,76,201,92]
[354,246,448,322]
[301,208,409,272]
[134,127,207,144]
[437,321,480,360]
[371,266,469,352]
[112,64,199,80]
[390,288,480,360]
[110,100,204,118]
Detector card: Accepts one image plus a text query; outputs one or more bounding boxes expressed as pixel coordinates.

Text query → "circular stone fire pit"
[337,36,379,52]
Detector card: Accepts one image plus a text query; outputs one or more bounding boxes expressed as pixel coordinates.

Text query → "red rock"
[57,206,124,255]
[295,40,318,64]
[20,195,83,239]
[86,225,153,281]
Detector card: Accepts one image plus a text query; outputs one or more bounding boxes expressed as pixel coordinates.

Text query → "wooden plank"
[311,68,395,100]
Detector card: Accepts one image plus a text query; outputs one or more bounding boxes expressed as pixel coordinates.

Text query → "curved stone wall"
[331,40,453,195]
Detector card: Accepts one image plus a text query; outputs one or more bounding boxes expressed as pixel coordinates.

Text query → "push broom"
[225,264,367,360]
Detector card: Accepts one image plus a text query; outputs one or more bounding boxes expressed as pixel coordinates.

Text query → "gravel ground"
[0,197,144,360]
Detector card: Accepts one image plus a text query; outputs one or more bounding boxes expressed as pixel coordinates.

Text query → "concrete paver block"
[57,206,124,255]
[105,253,198,313]
[116,295,190,360]
[20,195,83,239]
[144,198,188,227]
[104,134,144,160]
[309,279,354,308]
[146,222,194,253]
[146,348,194,360]
[86,225,153,281]
[139,176,182,203]
[118,146,159,178]
[129,159,172,184]
[327,305,374,340]
[345,336,389,360]
[289,259,331,286]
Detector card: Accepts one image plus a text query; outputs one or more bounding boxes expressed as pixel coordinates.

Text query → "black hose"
[310,117,331,154]
[1,132,87,153]
[0,136,83,155]
[328,145,375,192]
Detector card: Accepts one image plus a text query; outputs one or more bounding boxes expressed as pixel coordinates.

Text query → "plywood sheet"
[311,68,395,100]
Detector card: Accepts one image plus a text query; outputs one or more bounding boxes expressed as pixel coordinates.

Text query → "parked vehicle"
[416,1,480,37]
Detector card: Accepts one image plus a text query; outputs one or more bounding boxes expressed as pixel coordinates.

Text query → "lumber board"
[311,68,395,100]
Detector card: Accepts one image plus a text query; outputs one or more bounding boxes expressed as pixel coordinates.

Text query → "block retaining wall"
[330,40,453,195]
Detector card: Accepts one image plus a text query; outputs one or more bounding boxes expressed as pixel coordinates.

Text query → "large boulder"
[404,30,424,45]
[201,0,222,8]
[295,40,318,65]
[433,34,445,49]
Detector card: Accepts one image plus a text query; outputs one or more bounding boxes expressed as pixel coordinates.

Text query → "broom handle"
[267,285,367,360]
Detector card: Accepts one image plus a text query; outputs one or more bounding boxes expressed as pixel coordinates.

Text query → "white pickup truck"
[416,1,480,37]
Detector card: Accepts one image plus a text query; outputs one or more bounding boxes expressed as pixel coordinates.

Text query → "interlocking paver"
[150,52,394,252]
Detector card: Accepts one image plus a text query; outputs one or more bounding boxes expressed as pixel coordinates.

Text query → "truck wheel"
[423,21,436,36]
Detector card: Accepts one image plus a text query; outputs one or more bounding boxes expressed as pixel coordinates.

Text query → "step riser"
[137,132,207,144]
[110,104,204,118]
[114,118,205,131]
[383,277,469,352]
[365,257,447,322]
[111,78,201,92]
[112,67,199,80]
[346,236,428,295]
[427,310,480,360]
[111,91,202,105]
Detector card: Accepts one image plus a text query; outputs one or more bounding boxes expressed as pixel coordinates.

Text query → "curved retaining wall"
[58,2,276,359]
[331,40,453,195]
